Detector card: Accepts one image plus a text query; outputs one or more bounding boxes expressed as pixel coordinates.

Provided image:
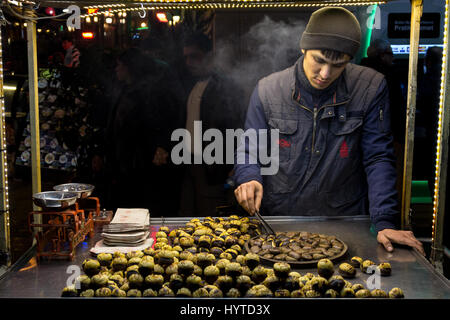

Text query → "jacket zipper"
[293,99,349,157]
[312,106,318,153]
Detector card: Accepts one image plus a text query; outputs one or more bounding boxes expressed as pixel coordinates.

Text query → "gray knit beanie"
[300,7,361,57]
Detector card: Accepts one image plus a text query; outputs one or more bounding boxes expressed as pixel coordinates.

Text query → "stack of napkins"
[101,208,150,246]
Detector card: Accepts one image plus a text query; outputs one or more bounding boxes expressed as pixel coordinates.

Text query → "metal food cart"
[0,0,449,301]
[0,216,449,298]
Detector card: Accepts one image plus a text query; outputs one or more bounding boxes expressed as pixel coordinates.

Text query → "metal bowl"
[32,191,79,209]
[53,183,95,199]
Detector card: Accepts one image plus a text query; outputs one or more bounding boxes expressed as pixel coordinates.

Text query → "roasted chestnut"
[324,289,339,298]
[225,262,242,278]
[251,266,268,284]
[246,285,273,297]
[75,275,91,291]
[167,274,183,292]
[193,288,209,298]
[158,286,175,297]
[91,274,108,289]
[185,274,203,291]
[349,256,363,269]
[95,287,112,297]
[157,250,174,266]
[82,259,100,276]
[176,287,192,297]
[111,256,128,272]
[378,262,392,276]
[79,289,95,297]
[198,235,211,248]
[338,263,356,278]
[193,265,203,277]
[317,258,334,279]
[177,260,194,276]
[262,275,281,292]
[196,253,215,269]
[210,247,224,258]
[273,262,291,279]
[226,288,241,298]
[215,275,234,293]
[205,285,224,298]
[97,253,112,267]
[274,289,291,298]
[126,251,144,259]
[309,276,328,293]
[153,264,165,275]
[291,289,305,298]
[340,287,355,297]
[389,287,404,298]
[236,275,253,294]
[351,283,365,292]
[127,256,142,267]
[304,290,321,298]
[138,259,154,277]
[165,263,179,279]
[145,274,164,290]
[284,276,301,291]
[215,258,230,275]
[156,231,168,239]
[128,273,144,289]
[61,286,78,297]
[371,289,388,298]
[142,288,158,297]
[204,265,220,284]
[355,289,371,298]
[361,260,376,274]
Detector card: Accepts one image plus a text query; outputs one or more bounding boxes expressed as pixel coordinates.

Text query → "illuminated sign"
[156,13,168,23]
[391,44,444,55]
[82,32,94,39]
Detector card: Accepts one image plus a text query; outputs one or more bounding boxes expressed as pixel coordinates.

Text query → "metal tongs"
[254,210,276,235]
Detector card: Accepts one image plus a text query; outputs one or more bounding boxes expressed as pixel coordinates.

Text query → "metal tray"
[244,233,348,267]
[53,183,95,199]
[32,191,79,209]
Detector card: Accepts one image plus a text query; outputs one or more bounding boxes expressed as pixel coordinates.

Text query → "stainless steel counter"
[0,216,449,298]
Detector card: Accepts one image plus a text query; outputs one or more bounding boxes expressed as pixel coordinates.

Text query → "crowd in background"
[4,30,444,218]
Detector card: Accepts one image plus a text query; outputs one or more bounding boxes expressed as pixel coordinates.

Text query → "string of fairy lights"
[81,0,384,4]
[0,24,10,257]
[80,1,386,16]
[0,0,448,263]
[432,0,449,247]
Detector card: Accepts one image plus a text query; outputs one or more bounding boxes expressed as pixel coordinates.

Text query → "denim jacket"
[234,58,399,232]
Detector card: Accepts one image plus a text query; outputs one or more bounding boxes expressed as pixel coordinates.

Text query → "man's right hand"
[234,180,263,215]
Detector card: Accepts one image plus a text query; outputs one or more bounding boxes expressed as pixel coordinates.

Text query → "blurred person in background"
[178,32,246,216]
[103,47,180,214]
[360,39,406,202]
[417,46,443,193]
[62,35,80,69]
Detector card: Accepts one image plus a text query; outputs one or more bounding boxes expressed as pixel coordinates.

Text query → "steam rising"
[214,15,306,100]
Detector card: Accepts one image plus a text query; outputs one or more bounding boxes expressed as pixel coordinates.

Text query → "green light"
[363,5,378,58]
[136,27,149,30]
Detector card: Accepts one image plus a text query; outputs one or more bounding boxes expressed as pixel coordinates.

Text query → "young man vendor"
[234,7,424,255]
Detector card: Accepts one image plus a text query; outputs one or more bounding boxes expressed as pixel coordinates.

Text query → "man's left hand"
[377,229,425,256]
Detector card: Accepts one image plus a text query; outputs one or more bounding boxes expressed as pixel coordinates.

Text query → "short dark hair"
[426,46,443,66]
[304,49,350,61]
[183,32,212,53]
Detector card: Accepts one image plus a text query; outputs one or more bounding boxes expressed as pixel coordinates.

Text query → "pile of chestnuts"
[61,217,403,298]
